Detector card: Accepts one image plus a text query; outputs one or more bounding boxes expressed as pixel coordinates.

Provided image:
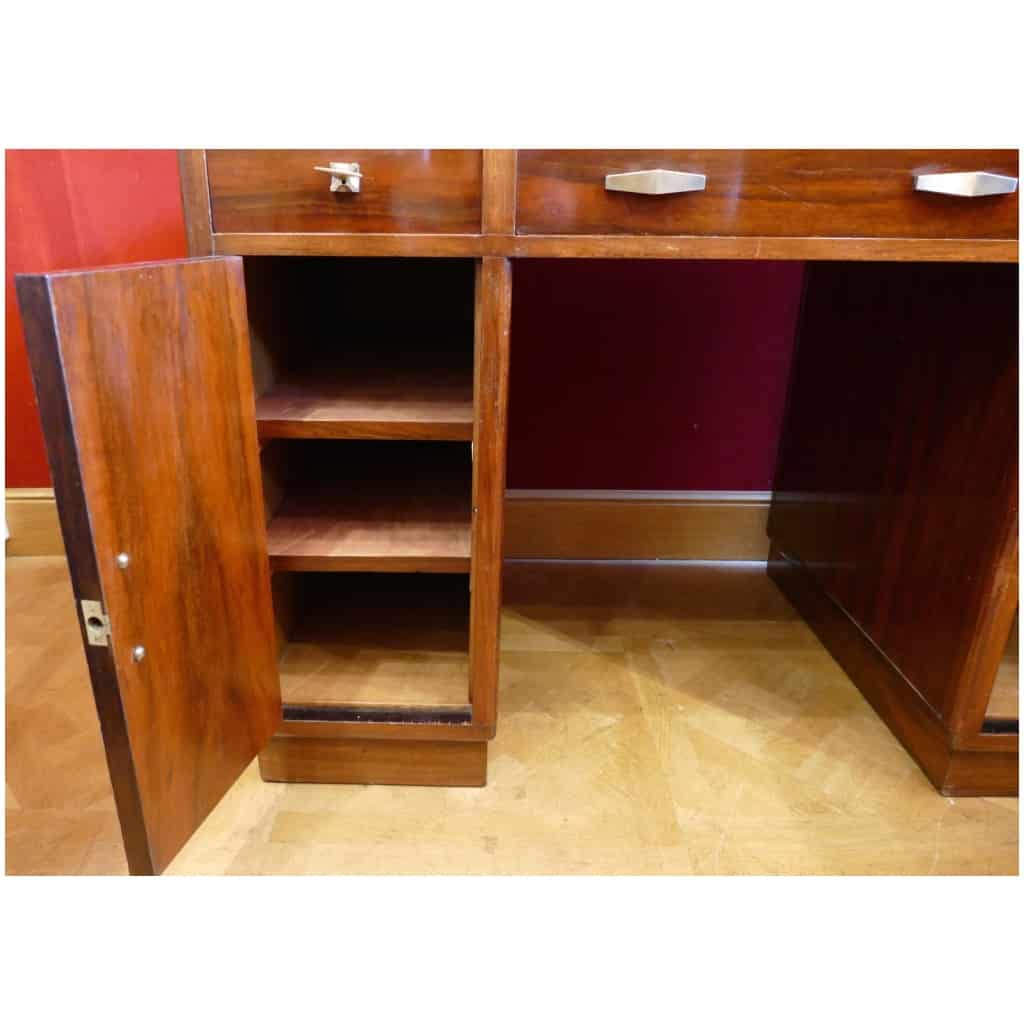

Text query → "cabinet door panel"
[17,257,280,874]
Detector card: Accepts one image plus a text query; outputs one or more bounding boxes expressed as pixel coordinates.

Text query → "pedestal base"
[259,736,488,787]
[768,544,1017,797]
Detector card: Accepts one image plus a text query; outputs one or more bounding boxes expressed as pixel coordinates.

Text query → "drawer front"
[207,150,483,234]
[516,151,1018,239]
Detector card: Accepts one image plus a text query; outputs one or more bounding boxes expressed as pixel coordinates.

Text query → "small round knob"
[131,645,146,663]
[116,552,131,569]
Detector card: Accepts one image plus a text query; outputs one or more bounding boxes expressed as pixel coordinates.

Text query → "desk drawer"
[516,151,1018,239]
[207,150,483,234]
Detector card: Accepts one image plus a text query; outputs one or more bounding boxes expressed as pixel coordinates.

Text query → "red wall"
[5,150,187,487]
[506,259,803,490]
[5,151,801,492]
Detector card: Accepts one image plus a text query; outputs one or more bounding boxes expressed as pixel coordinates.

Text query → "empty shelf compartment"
[256,364,474,441]
[246,257,476,441]
[263,440,472,572]
[274,572,471,711]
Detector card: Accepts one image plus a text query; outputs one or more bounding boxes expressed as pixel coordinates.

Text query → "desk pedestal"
[769,262,1018,795]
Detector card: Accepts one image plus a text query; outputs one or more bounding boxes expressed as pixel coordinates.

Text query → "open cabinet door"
[16,257,281,874]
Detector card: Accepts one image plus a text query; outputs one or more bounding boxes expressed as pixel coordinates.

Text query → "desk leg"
[768,261,1018,796]
[469,258,512,733]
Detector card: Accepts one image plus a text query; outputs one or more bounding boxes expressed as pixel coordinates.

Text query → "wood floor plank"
[6,556,1017,875]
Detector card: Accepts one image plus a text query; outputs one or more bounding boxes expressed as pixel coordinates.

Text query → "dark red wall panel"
[5,150,188,487]
[506,259,804,490]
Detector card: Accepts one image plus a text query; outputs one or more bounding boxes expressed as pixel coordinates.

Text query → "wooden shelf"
[265,441,472,573]
[274,573,470,710]
[256,365,474,441]
[244,256,476,442]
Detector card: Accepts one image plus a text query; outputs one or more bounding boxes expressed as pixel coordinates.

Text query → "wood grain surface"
[258,736,487,787]
[255,365,474,441]
[469,258,512,728]
[769,262,1018,734]
[517,150,1019,239]
[211,231,1018,262]
[263,440,472,572]
[207,150,483,234]
[503,494,771,560]
[769,546,1017,796]
[482,150,517,234]
[768,261,1018,793]
[500,234,1018,263]
[16,258,281,873]
[190,150,1019,261]
[177,150,214,256]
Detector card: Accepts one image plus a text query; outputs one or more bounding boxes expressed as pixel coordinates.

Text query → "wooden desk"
[17,149,1019,874]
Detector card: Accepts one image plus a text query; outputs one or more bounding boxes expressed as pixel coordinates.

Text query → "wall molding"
[506,489,773,503]
[504,489,771,561]
[5,488,64,556]
[6,487,771,562]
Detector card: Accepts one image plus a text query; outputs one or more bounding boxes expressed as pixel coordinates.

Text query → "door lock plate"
[80,600,111,646]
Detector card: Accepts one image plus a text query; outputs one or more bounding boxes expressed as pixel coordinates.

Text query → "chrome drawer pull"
[314,161,362,193]
[604,169,706,195]
[913,171,1018,197]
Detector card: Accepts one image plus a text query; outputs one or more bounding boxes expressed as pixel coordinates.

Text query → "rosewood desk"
[17,149,1019,874]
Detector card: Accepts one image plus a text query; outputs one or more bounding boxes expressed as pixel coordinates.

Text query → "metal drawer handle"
[913,171,1017,198]
[604,169,706,195]
[314,161,362,193]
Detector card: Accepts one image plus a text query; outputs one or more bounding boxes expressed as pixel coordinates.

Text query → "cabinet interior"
[261,439,472,573]
[245,256,476,441]
[246,256,477,714]
[272,572,471,710]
